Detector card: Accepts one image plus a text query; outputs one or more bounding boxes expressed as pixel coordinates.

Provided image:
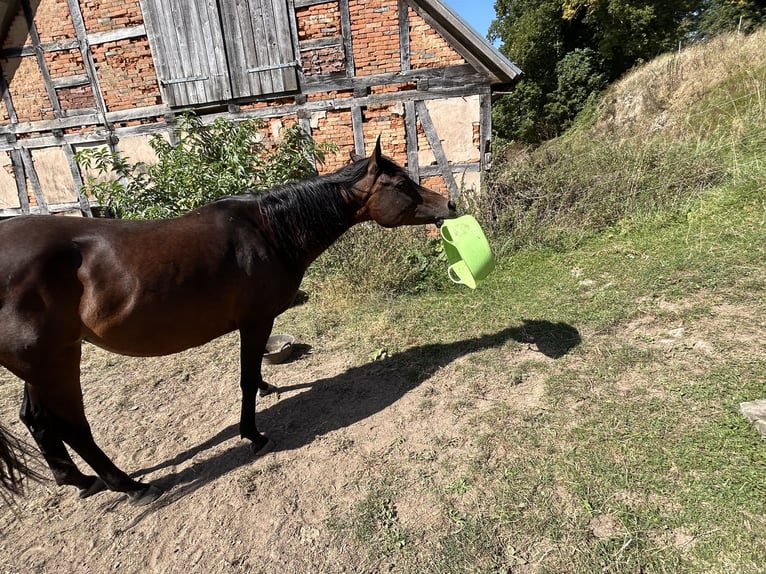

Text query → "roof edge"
[411,0,522,84]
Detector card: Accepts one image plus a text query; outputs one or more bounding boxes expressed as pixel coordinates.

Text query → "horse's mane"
[219,158,374,265]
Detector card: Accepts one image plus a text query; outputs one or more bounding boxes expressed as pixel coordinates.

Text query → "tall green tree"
[697,0,766,37]
[490,0,765,143]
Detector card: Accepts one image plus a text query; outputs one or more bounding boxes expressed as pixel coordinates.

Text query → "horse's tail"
[0,421,42,498]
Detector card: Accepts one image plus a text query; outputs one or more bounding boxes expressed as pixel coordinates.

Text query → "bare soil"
[0,327,557,574]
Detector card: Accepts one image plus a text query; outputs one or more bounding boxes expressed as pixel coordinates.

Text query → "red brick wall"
[297,2,345,76]
[79,0,144,33]
[35,0,76,42]
[2,56,52,121]
[297,2,341,39]
[91,38,161,112]
[58,85,97,110]
[408,8,465,69]
[349,0,401,76]
[311,109,355,172]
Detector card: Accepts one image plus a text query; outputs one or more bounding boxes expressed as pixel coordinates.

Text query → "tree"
[489,0,765,143]
[696,0,766,37]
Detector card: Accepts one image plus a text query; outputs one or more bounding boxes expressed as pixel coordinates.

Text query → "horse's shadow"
[118,320,580,516]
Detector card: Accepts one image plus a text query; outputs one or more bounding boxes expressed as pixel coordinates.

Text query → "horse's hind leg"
[19,385,106,498]
[25,348,162,506]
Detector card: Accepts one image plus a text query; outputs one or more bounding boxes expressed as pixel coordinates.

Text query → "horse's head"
[350,138,457,228]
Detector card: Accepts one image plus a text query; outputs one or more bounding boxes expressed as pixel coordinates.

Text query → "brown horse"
[0,139,455,505]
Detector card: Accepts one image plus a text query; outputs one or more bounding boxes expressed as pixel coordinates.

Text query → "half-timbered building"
[0,0,519,216]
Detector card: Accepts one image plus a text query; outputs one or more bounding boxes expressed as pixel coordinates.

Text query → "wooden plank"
[302,63,486,91]
[66,0,110,126]
[299,37,344,50]
[1,39,79,58]
[63,141,93,216]
[294,0,328,7]
[414,100,459,199]
[351,106,365,156]
[222,0,263,96]
[404,100,419,181]
[270,0,299,92]
[87,25,146,46]
[19,148,48,214]
[419,162,479,178]
[139,0,231,106]
[287,0,307,89]
[9,150,29,214]
[338,0,355,77]
[51,74,90,89]
[479,92,491,170]
[398,0,411,72]
[0,71,18,124]
[198,0,230,102]
[222,0,298,98]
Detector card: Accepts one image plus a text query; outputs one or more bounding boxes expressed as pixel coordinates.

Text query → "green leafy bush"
[75,113,336,219]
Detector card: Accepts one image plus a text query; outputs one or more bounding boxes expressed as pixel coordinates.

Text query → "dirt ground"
[0,327,554,574]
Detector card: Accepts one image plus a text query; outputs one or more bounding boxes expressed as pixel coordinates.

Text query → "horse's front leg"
[239,323,276,456]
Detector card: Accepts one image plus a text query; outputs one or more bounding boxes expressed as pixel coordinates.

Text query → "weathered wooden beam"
[66,0,110,127]
[0,69,18,124]
[419,162,479,179]
[51,74,91,89]
[302,63,486,92]
[1,39,79,58]
[87,25,146,46]
[398,0,411,72]
[414,99,460,198]
[293,0,329,7]
[63,141,93,216]
[351,106,365,156]
[479,92,492,170]
[9,149,29,214]
[338,0,355,77]
[0,24,145,58]
[299,37,344,51]
[0,81,491,151]
[19,147,48,214]
[404,100,419,181]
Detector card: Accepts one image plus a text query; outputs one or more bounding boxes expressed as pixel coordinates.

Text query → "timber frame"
[0,0,520,216]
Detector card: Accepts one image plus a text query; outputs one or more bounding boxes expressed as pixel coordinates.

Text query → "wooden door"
[219,0,299,98]
[140,0,232,106]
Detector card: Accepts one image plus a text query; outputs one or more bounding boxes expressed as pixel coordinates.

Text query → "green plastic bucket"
[440,215,495,289]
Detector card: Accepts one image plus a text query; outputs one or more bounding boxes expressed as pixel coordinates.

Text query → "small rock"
[740,399,766,438]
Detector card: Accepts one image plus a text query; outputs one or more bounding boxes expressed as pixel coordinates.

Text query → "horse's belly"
[82,317,235,357]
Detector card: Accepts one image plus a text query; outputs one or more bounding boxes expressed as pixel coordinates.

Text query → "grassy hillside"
[482,27,766,256]
[274,29,766,572]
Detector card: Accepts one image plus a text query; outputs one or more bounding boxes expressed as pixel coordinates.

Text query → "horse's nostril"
[448,200,456,212]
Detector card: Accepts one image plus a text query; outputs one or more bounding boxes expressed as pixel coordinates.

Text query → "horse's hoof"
[127,484,163,506]
[257,383,278,398]
[251,437,275,457]
[79,477,107,499]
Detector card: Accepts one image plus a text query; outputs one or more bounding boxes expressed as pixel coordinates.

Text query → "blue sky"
[444,0,496,38]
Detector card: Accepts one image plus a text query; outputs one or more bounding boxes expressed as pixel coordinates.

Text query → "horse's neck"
[256,181,360,270]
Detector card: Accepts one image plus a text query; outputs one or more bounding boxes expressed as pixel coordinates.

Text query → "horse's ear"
[349,151,363,163]
[368,136,382,175]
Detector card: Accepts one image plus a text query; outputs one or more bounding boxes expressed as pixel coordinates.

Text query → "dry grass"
[595,27,766,138]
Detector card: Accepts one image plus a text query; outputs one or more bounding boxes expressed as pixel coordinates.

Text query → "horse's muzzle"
[436,200,458,228]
